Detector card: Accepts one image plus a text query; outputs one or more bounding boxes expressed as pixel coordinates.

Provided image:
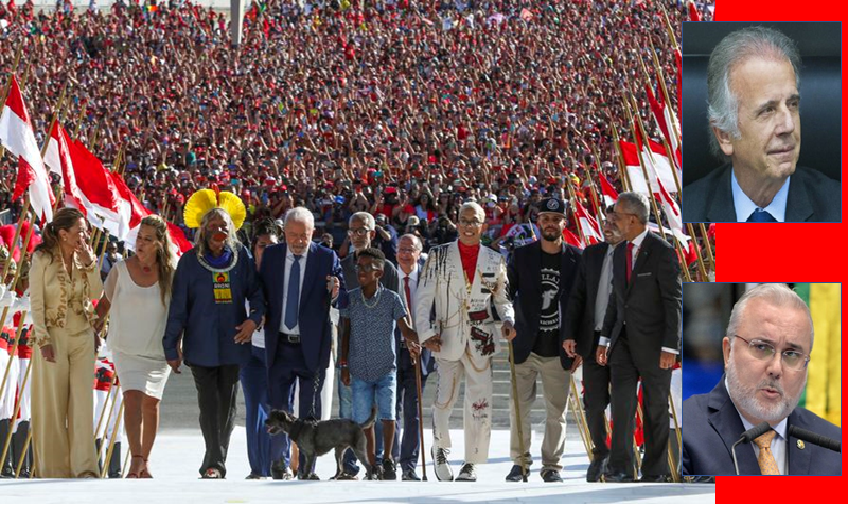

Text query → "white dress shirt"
[599,229,678,355]
[726,377,788,474]
[280,247,309,334]
[731,168,790,222]
[593,244,616,331]
[398,263,420,328]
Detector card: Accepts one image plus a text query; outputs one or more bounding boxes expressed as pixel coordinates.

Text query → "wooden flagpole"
[610,123,631,193]
[700,223,714,272]
[659,3,681,54]
[648,38,682,146]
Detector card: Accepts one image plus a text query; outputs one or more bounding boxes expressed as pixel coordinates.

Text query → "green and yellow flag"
[794,283,841,427]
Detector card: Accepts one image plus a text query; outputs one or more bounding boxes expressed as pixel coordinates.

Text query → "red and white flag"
[574,200,603,245]
[44,122,93,218]
[620,140,678,196]
[67,139,131,239]
[599,173,619,207]
[0,76,55,222]
[655,175,688,247]
[645,78,681,169]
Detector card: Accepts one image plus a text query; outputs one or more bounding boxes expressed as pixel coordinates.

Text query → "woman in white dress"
[95,215,175,478]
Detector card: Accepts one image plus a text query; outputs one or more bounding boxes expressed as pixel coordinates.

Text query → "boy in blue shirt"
[340,248,419,480]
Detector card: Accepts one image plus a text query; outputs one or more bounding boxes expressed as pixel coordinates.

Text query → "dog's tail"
[359,405,378,429]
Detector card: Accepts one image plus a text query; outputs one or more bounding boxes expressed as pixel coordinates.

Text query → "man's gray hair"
[617,192,650,225]
[707,26,802,160]
[726,283,814,347]
[195,208,240,256]
[400,233,423,251]
[283,207,315,229]
[459,202,485,223]
[350,212,375,230]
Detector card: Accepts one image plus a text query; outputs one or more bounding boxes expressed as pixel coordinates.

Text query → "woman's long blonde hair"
[140,215,176,306]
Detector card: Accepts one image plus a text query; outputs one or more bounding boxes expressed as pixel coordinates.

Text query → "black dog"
[266,407,376,480]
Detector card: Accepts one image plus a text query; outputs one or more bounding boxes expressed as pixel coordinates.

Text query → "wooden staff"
[648,38,682,146]
[0,350,34,468]
[506,341,528,482]
[609,123,631,193]
[414,356,427,481]
[569,374,595,461]
[700,223,714,272]
[670,391,682,480]
[101,399,125,479]
[0,209,36,399]
[659,3,681,54]
[565,178,589,247]
[72,103,88,138]
[622,97,667,239]
[686,223,709,281]
[568,381,593,461]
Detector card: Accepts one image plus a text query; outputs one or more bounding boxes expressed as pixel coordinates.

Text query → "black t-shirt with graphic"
[533,250,561,358]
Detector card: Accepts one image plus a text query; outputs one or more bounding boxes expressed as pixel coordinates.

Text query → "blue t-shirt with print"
[341,286,407,382]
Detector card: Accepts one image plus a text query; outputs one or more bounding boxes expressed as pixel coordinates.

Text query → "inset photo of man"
[681,22,842,223]
[682,283,842,476]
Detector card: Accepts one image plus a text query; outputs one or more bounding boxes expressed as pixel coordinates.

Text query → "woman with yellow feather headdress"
[162,188,265,479]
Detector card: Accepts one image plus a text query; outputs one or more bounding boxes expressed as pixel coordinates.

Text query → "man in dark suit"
[597,192,682,482]
[259,207,346,479]
[683,283,842,476]
[505,197,582,483]
[562,205,624,482]
[387,233,434,481]
[683,26,840,223]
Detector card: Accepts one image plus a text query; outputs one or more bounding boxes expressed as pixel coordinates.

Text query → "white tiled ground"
[0,428,714,503]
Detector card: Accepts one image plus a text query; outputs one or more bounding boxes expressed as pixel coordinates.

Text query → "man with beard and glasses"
[683,283,841,476]
[504,197,582,483]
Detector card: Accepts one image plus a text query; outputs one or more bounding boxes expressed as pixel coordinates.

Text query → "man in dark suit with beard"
[562,205,624,482]
[597,193,682,482]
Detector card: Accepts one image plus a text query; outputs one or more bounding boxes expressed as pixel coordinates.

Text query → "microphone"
[731,421,771,475]
[789,425,842,452]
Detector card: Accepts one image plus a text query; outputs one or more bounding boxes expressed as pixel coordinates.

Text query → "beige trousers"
[32,328,99,478]
[508,353,571,471]
[432,344,493,464]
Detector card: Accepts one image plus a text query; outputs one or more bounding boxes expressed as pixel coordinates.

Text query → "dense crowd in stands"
[0,0,713,265]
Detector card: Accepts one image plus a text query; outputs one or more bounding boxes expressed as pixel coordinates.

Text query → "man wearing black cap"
[505,197,582,483]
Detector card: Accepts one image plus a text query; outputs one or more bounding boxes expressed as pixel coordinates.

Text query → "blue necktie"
[284,254,302,330]
[747,209,777,222]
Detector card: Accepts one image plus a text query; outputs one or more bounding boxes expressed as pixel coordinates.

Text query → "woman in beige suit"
[30,208,103,478]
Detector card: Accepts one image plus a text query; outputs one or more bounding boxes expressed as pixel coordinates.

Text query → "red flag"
[166,222,193,254]
[0,76,55,222]
[44,122,89,216]
[109,171,146,229]
[68,139,131,239]
[574,200,603,244]
[562,227,584,249]
[687,1,702,21]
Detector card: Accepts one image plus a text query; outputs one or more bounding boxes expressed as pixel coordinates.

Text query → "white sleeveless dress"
[105,261,171,400]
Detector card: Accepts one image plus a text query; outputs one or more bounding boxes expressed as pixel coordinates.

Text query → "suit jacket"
[683,377,842,476]
[507,240,581,369]
[600,231,682,364]
[29,247,103,348]
[163,244,265,367]
[683,165,841,223]
[396,262,435,375]
[260,242,346,372]
[416,241,514,362]
[563,242,612,360]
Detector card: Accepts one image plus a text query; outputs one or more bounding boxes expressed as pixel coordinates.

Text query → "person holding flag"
[29,207,102,478]
[162,189,265,479]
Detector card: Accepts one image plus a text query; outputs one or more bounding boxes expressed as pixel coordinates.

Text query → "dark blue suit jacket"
[259,242,347,373]
[683,376,842,476]
[163,244,265,367]
[683,165,841,223]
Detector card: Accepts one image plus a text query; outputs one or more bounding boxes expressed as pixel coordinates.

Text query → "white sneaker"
[431,446,454,481]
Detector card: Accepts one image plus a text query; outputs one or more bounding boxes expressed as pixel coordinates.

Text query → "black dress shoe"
[505,465,528,482]
[603,472,635,483]
[639,474,671,483]
[586,457,607,483]
[245,473,268,479]
[401,468,421,481]
[541,469,563,483]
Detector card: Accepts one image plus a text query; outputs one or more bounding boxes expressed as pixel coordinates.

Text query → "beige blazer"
[29,247,103,348]
[415,241,514,362]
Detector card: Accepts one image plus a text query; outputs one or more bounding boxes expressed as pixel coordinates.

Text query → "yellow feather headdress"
[183,188,247,230]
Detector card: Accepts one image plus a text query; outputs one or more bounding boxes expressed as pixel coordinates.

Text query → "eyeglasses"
[733,335,810,372]
[355,263,382,272]
[458,219,482,227]
[398,248,419,254]
[349,227,371,236]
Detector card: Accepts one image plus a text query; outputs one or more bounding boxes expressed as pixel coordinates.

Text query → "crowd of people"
[1,0,712,274]
[0,0,707,484]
